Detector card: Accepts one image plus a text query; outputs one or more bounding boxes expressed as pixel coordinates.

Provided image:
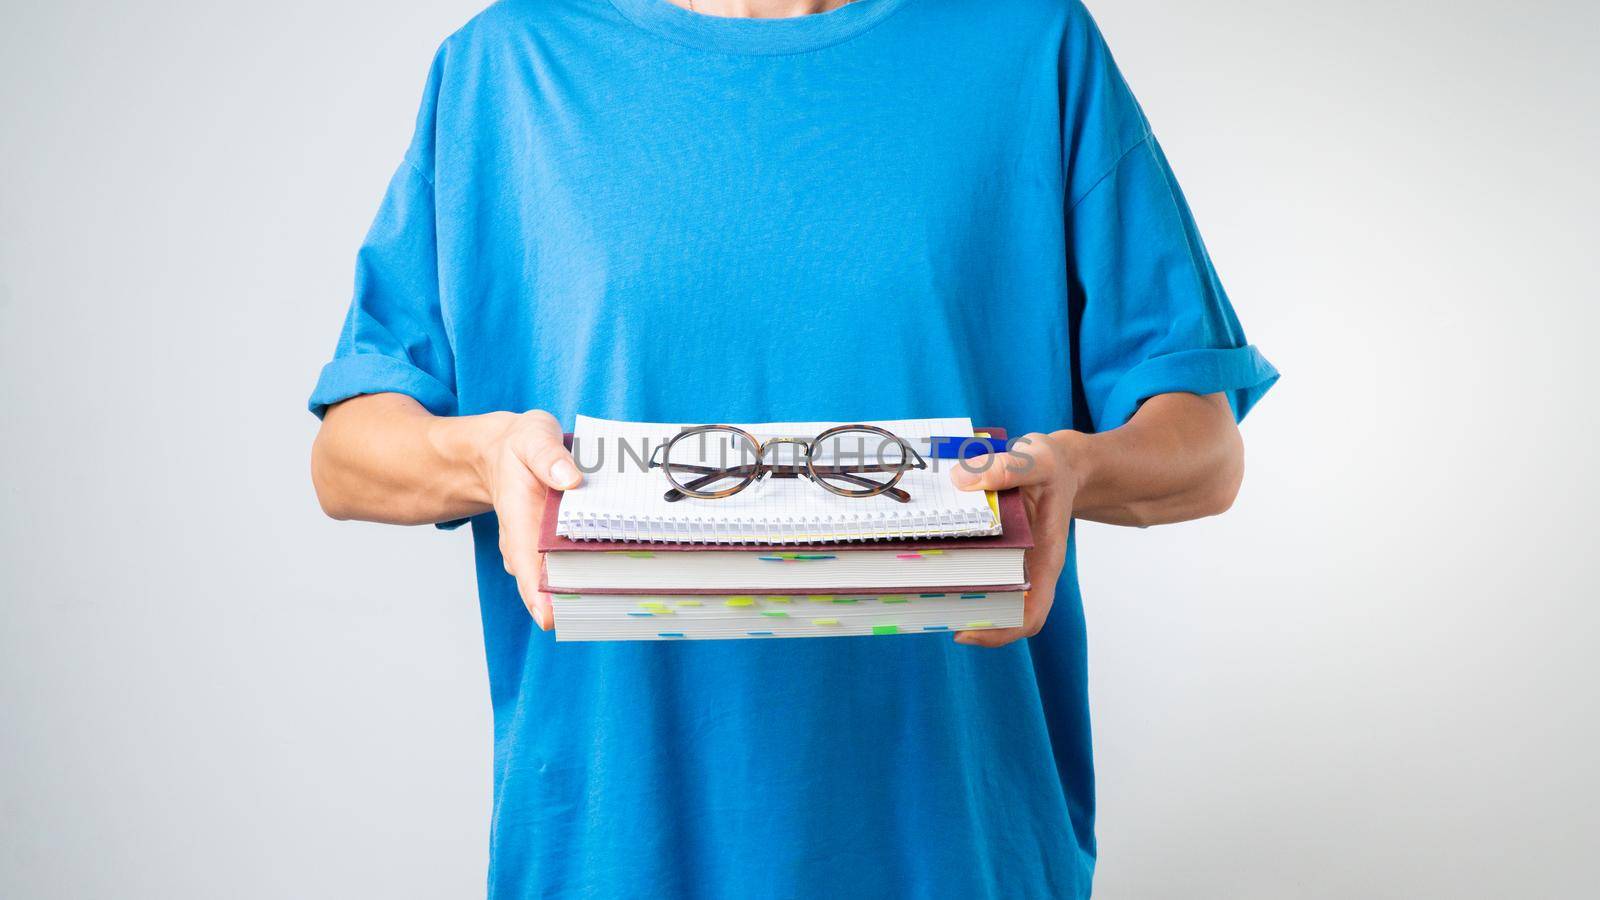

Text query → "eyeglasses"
[647,424,929,503]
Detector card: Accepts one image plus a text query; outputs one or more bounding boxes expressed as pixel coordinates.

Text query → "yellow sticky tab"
[766,595,792,603]
[675,600,703,607]
[808,595,834,603]
[812,618,840,626]
[975,432,1001,524]
[640,601,667,610]
[963,621,994,629]
[725,597,755,607]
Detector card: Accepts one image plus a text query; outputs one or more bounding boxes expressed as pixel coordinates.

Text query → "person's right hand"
[474,409,582,630]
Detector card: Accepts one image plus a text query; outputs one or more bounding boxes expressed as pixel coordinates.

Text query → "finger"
[953,580,1056,648]
[516,572,553,632]
[955,503,1068,648]
[950,433,1055,492]
[496,465,553,630]
[512,410,583,491]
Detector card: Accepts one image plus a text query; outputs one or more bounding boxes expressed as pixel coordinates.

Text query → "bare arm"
[311,392,581,629]
[1064,391,1244,527]
[951,391,1244,647]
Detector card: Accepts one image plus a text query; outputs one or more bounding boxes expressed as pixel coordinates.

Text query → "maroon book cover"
[537,427,1032,594]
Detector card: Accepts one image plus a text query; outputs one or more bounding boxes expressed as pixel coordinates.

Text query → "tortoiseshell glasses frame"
[647,424,929,503]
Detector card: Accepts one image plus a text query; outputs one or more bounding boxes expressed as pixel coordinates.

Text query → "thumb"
[512,411,583,490]
[950,435,1053,492]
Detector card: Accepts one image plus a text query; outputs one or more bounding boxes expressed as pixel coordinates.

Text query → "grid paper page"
[557,416,999,544]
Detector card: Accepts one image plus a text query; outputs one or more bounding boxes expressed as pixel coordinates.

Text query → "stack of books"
[539,418,1031,642]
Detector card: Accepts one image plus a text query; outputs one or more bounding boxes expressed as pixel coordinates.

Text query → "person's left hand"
[948,432,1083,647]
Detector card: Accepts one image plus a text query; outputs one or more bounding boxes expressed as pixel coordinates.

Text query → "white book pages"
[543,547,1025,591]
[552,591,1025,641]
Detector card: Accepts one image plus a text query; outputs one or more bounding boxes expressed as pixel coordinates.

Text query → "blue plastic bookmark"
[927,436,1007,459]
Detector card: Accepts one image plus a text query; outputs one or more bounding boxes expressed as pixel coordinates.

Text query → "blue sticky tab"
[922,625,950,631]
[927,436,1007,459]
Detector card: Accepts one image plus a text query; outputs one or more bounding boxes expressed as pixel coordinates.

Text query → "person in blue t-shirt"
[308,0,1277,896]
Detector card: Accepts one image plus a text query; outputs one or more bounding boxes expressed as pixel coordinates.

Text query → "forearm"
[1057,392,1245,527]
[311,392,509,525]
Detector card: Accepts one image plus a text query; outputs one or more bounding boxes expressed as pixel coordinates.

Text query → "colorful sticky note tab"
[922,625,950,631]
[658,632,685,638]
[832,598,859,604]
[554,594,581,600]
[747,631,774,636]
[627,612,654,617]
[881,596,910,604]
[761,610,789,618]
[675,600,703,607]
[808,596,834,603]
[640,601,668,610]
[765,596,792,603]
[919,593,946,598]
[963,621,994,629]
[960,593,987,599]
[812,618,840,626]
[871,625,900,635]
[725,597,755,607]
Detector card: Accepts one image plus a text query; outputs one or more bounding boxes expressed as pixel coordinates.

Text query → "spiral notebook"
[556,416,1001,544]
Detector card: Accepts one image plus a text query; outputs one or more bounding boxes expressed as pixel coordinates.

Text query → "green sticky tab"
[761,610,789,618]
[832,598,859,604]
[872,625,900,635]
[881,596,910,604]
[553,594,581,600]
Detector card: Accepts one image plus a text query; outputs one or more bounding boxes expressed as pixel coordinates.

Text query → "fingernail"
[551,459,581,489]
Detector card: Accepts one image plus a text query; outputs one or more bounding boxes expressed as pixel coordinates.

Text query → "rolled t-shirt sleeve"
[1069,135,1277,431]
[1061,3,1276,433]
[308,156,458,419]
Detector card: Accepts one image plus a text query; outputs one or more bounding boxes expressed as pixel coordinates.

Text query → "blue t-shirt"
[310,0,1277,896]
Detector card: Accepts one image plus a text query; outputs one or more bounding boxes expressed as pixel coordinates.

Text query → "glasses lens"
[663,427,759,498]
[809,428,908,497]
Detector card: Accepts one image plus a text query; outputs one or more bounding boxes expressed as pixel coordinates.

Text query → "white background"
[2,1,1595,896]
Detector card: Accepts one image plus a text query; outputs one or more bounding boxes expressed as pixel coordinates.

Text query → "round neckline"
[606,0,912,56]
